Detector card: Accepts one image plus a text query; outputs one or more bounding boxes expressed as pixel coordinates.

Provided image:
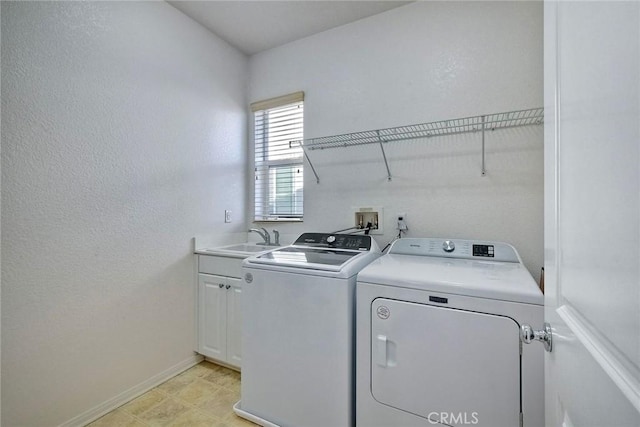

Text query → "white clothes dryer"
[356,238,544,427]
[235,233,381,427]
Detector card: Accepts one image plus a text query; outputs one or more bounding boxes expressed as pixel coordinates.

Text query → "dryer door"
[371,298,520,427]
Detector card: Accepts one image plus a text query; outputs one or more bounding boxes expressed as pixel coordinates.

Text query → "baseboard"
[58,353,204,427]
[203,356,241,373]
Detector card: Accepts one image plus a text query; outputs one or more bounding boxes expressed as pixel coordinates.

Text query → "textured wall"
[1,2,247,425]
[249,1,544,279]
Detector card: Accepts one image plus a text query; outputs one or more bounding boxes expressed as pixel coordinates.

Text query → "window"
[251,92,304,221]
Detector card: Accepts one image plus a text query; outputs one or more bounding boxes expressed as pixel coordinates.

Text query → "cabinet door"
[226,277,243,368]
[198,274,227,360]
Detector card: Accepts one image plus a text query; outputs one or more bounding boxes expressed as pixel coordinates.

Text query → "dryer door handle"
[376,334,388,367]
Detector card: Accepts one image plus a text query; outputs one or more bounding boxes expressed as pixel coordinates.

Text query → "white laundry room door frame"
[544,1,640,426]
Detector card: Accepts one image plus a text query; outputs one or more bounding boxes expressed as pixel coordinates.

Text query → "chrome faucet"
[272,229,280,246]
[249,228,271,245]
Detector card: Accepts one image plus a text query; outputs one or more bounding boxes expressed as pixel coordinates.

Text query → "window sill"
[253,219,303,223]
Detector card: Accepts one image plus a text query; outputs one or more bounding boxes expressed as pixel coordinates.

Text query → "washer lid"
[244,233,381,275]
[357,253,543,305]
[250,246,362,271]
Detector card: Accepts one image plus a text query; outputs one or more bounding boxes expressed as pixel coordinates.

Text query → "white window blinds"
[252,92,304,221]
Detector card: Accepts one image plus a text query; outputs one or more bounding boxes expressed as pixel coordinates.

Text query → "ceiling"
[167,1,412,55]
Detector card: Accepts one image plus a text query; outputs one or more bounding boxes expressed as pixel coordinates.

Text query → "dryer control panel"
[388,238,520,262]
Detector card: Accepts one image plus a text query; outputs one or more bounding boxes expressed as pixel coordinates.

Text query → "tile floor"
[88,361,256,427]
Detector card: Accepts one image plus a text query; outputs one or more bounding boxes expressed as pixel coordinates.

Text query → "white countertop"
[195,243,281,258]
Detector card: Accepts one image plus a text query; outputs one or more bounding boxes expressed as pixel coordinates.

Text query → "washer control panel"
[293,233,373,251]
[389,238,519,262]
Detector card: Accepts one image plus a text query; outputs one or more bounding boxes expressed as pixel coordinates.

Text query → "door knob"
[520,323,552,352]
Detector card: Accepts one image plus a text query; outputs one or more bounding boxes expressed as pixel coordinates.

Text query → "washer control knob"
[442,240,455,253]
[326,235,336,244]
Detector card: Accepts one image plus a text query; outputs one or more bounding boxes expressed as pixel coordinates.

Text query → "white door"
[544,2,640,426]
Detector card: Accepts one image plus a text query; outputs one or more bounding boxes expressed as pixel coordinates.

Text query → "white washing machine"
[356,238,544,427]
[234,233,381,427]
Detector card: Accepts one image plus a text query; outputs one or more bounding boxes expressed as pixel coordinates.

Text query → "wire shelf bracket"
[298,142,320,184]
[294,107,543,183]
[376,130,393,181]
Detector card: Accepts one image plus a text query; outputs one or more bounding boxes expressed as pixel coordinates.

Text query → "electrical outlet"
[225,210,232,223]
[397,212,408,231]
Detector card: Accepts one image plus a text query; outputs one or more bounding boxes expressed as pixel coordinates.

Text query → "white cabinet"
[197,255,244,369]
[225,277,243,366]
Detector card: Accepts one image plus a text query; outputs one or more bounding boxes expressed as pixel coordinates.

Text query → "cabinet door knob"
[219,283,224,288]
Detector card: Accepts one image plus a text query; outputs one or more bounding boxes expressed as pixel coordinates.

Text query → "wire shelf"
[302,107,543,150]
[295,107,544,183]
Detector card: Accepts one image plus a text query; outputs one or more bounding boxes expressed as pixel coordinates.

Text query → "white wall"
[1,2,247,425]
[249,1,544,278]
